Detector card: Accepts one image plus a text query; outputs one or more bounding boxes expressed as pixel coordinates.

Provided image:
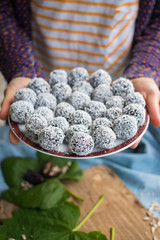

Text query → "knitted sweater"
[0,0,159,86]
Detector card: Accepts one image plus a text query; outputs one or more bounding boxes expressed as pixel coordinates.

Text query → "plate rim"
[9,112,150,159]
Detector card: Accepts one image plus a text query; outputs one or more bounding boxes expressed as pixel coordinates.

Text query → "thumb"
[146,93,160,127]
[0,88,15,120]
[9,129,20,144]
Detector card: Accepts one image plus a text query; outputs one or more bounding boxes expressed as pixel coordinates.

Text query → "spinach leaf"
[0,201,108,240]
[2,179,70,209]
[1,153,83,189]
[1,157,39,187]
[37,152,83,180]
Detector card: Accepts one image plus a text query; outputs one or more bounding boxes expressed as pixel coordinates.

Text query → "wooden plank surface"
[64,165,160,240]
[0,165,160,239]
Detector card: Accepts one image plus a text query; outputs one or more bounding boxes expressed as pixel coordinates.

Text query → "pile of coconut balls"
[9,68,146,156]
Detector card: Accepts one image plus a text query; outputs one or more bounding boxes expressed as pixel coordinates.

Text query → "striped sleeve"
[0,0,45,83]
[123,0,160,87]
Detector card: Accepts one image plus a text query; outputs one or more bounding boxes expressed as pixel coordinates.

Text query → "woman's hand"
[0,77,31,144]
[130,77,160,149]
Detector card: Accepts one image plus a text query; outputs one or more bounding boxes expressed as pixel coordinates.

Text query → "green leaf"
[2,179,70,209]
[37,152,70,167]
[1,157,39,187]
[59,161,83,180]
[74,231,108,240]
[0,202,108,240]
[1,153,83,190]
[37,152,83,180]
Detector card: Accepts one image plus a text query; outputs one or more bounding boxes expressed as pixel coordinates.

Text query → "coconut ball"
[106,107,122,122]
[55,102,75,123]
[70,110,92,127]
[69,132,94,156]
[35,93,57,111]
[85,101,106,120]
[123,103,146,127]
[89,69,112,88]
[52,117,69,133]
[92,84,113,103]
[112,77,134,98]
[106,96,124,109]
[65,124,89,143]
[14,88,37,106]
[28,77,51,95]
[69,91,90,110]
[68,67,89,86]
[52,82,72,103]
[113,115,138,140]
[91,118,113,133]
[72,81,93,96]
[10,101,34,123]
[38,126,64,151]
[49,69,67,87]
[92,126,116,149]
[34,107,54,125]
[125,92,146,107]
[25,113,48,140]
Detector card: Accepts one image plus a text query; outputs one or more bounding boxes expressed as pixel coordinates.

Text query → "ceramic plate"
[9,111,149,159]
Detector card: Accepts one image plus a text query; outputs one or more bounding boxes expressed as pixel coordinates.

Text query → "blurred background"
[0,73,7,126]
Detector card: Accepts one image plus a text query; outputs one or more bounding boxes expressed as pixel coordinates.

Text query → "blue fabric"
[0,125,160,211]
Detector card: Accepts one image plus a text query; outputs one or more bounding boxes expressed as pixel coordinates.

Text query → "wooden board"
[1,165,160,239]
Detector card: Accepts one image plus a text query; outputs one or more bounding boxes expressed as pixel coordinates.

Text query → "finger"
[9,129,20,144]
[146,93,160,127]
[0,96,14,120]
[130,138,141,149]
[0,88,15,120]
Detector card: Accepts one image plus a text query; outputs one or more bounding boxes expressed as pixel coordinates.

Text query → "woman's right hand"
[0,77,31,144]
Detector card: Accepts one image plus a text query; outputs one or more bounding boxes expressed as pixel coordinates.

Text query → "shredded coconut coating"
[70,110,92,127]
[55,102,75,123]
[52,116,69,133]
[69,91,90,110]
[69,132,94,156]
[35,93,57,111]
[89,69,112,88]
[49,69,67,87]
[12,67,147,154]
[106,96,124,109]
[113,115,138,140]
[123,103,146,127]
[34,106,54,125]
[65,124,89,143]
[91,117,113,133]
[106,107,122,122]
[14,88,37,106]
[68,67,89,86]
[125,92,146,107]
[52,82,72,103]
[92,84,113,103]
[72,81,93,96]
[25,113,48,140]
[28,77,51,95]
[112,77,134,98]
[92,126,116,149]
[85,100,106,120]
[38,126,64,151]
[10,100,34,123]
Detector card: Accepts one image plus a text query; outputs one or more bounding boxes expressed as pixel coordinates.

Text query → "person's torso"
[30,0,139,78]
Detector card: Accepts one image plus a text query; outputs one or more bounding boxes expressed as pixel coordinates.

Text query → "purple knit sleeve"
[0,0,45,82]
[123,0,160,87]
